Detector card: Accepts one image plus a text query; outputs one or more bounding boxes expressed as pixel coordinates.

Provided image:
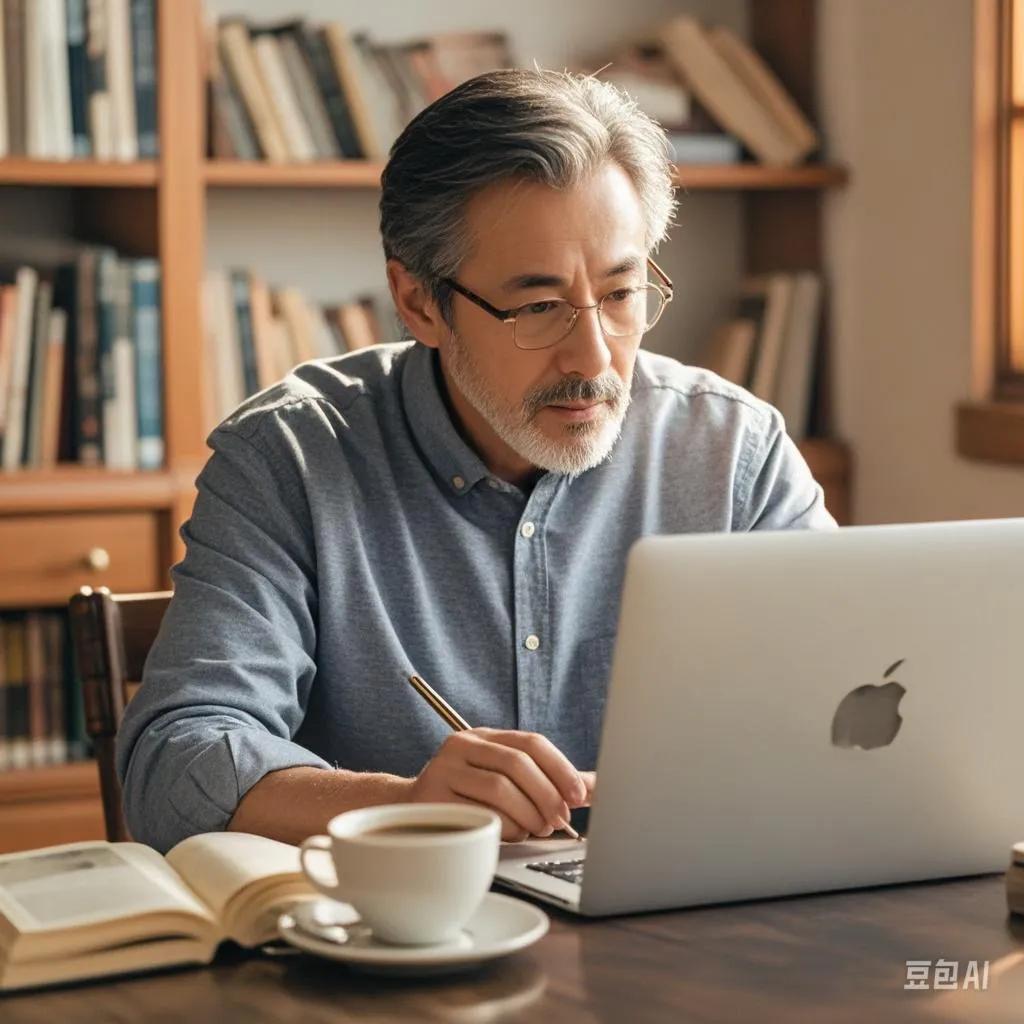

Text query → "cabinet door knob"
[84,547,111,572]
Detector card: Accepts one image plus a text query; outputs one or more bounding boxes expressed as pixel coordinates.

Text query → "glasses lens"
[513,300,577,350]
[599,286,665,338]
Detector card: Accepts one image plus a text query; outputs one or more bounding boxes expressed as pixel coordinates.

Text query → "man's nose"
[554,305,612,380]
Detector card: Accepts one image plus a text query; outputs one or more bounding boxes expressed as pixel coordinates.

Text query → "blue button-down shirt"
[117,342,836,852]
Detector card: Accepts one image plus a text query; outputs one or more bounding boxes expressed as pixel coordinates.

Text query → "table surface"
[4,875,1024,1024]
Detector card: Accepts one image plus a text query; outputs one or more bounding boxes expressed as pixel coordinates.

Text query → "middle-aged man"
[118,69,836,854]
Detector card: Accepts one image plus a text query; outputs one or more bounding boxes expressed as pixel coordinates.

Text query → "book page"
[0,842,213,937]
[165,832,310,919]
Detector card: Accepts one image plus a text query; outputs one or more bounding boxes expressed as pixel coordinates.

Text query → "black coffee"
[363,824,474,837]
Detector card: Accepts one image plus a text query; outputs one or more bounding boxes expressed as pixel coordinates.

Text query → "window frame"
[995,0,1024,398]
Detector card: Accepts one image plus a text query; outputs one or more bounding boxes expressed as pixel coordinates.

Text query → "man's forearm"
[227,766,414,845]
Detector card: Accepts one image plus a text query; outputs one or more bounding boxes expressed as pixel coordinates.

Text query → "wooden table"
[4,875,1024,1023]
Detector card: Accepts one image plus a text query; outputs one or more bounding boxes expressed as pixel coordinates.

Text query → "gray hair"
[379,68,677,324]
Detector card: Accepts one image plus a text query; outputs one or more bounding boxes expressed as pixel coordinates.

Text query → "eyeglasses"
[441,256,674,351]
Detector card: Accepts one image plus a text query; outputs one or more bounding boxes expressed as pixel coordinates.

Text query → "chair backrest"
[68,586,173,842]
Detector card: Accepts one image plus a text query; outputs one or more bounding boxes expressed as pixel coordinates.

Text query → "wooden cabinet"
[0,512,163,607]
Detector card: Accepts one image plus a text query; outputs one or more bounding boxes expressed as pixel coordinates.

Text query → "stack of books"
[585,16,819,167]
[0,610,89,771]
[203,268,390,428]
[208,16,512,162]
[0,249,163,473]
[0,0,158,161]
[695,272,823,442]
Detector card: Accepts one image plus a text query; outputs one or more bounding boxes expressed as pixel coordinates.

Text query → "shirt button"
[524,634,541,651]
[520,521,536,539]
[452,475,465,490]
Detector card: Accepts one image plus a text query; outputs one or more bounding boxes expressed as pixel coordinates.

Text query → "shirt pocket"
[572,633,618,769]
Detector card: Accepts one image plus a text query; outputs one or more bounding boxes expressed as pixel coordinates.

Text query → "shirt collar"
[401,342,493,496]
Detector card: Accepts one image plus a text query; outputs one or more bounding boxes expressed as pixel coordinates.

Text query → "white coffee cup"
[299,803,501,946]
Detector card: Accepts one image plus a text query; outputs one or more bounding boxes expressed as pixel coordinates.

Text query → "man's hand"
[409,728,595,842]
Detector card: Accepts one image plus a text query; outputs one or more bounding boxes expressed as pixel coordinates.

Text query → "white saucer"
[277,892,549,976]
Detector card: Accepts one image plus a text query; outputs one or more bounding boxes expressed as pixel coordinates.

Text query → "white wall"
[818,0,1024,524]
[204,0,748,363]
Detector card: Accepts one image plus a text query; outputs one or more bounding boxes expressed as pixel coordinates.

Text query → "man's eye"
[606,288,636,303]
[523,301,559,315]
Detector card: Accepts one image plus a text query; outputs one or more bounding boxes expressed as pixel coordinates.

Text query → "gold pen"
[408,673,582,841]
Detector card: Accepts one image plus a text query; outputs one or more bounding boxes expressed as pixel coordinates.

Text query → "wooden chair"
[68,586,173,842]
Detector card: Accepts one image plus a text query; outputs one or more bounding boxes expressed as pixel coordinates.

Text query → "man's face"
[436,161,649,482]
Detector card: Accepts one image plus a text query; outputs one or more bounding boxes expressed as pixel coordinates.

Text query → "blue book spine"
[96,250,119,466]
[230,270,259,397]
[66,0,91,157]
[130,0,158,157]
[132,259,163,470]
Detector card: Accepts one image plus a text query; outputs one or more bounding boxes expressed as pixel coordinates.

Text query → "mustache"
[525,373,626,417]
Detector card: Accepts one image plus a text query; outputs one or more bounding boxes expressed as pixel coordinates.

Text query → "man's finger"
[463,739,570,830]
[449,763,552,837]
[579,771,596,804]
[478,728,585,806]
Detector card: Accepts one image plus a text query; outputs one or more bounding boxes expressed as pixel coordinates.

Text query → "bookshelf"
[0,160,160,188]
[202,159,849,190]
[0,0,850,853]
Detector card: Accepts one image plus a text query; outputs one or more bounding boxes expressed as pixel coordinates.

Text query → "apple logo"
[831,659,907,750]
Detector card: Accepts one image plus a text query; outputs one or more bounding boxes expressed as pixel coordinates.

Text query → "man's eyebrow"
[500,254,645,293]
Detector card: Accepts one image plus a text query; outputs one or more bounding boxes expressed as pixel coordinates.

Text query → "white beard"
[442,332,632,478]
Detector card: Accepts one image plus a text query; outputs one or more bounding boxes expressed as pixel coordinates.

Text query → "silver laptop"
[495,517,1024,915]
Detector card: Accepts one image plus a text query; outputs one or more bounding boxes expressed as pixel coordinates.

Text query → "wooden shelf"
[0,467,182,514]
[204,159,849,192]
[0,159,159,187]
[205,159,385,188]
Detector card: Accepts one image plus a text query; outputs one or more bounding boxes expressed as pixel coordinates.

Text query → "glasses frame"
[442,256,675,351]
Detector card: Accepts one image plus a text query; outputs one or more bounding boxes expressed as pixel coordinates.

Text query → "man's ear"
[386,259,447,351]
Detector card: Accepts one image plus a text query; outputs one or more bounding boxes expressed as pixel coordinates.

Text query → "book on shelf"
[0,832,319,991]
[694,270,823,442]
[0,0,157,161]
[704,25,818,160]
[251,28,318,163]
[202,268,393,429]
[581,39,746,166]
[745,273,795,402]
[697,319,757,386]
[0,248,164,472]
[667,132,741,165]
[0,609,85,772]
[207,15,512,163]
[657,15,818,167]
[773,272,823,444]
[128,0,158,158]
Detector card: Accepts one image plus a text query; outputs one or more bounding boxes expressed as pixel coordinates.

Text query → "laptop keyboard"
[525,858,586,886]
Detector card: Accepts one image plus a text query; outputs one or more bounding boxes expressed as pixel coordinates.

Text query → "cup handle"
[299,835,346,901]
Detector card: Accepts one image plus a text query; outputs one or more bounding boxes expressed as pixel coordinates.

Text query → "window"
[998,0,1024,392]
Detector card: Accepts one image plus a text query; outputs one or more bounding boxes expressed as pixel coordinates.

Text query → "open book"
[0,832,318,991]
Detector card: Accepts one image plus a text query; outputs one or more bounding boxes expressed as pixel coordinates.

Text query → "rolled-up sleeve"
[734,406,838,532]
[116,416,331,852]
